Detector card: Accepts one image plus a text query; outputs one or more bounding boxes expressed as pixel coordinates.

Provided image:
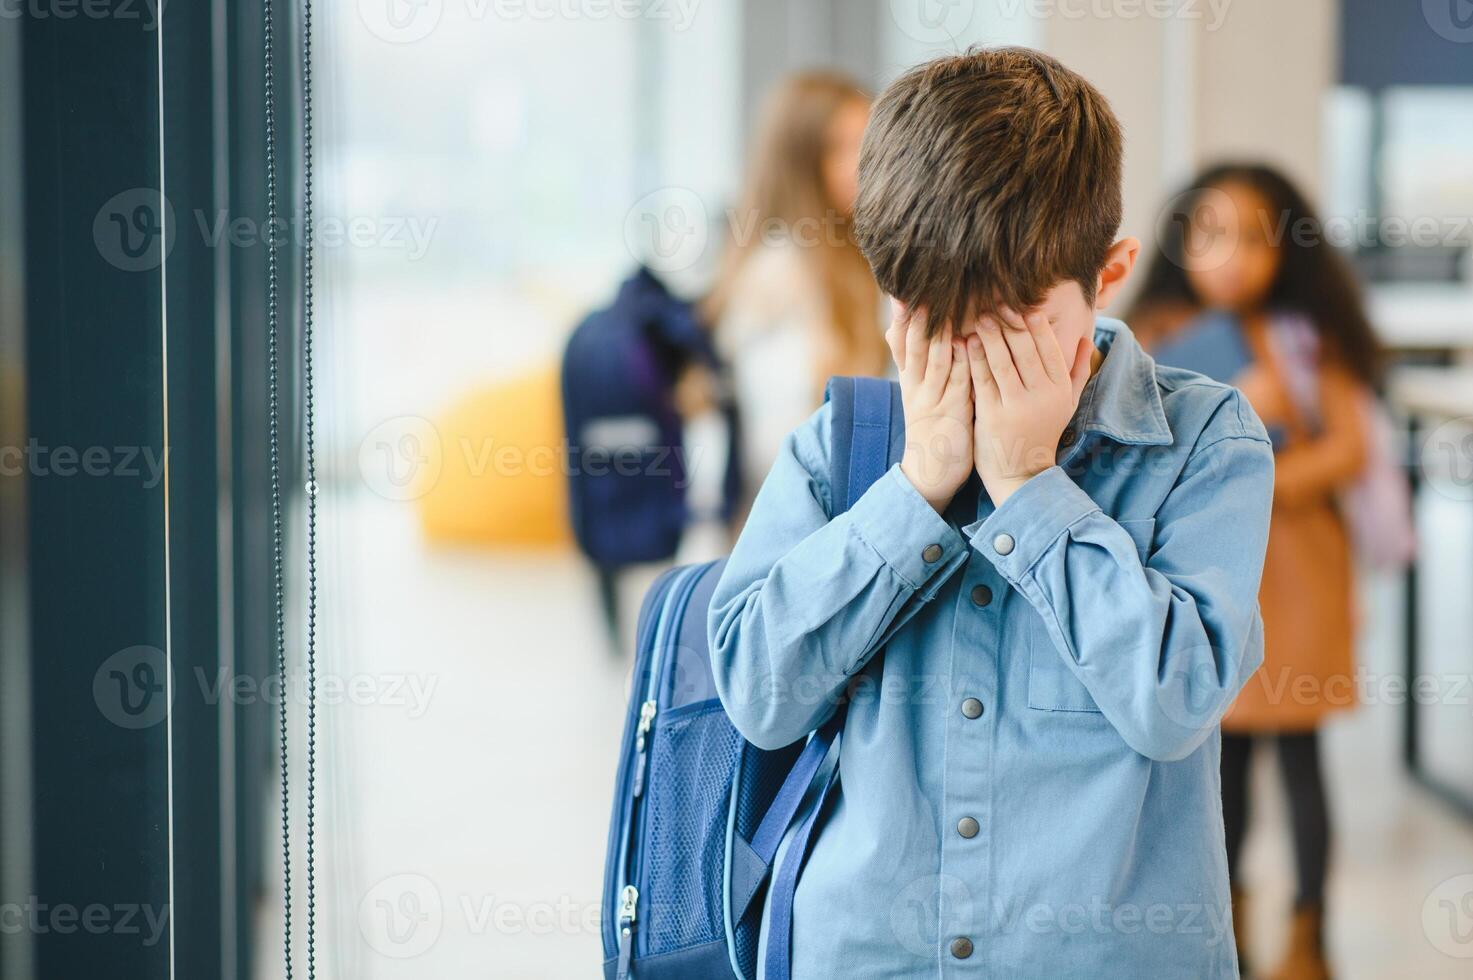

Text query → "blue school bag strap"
[742,375,895,862]
[759,375,898,980]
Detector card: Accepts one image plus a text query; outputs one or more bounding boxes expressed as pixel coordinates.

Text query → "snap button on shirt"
[961,697,984,719]
[970,584,992,607]
[992,532,1015,555]
[922,543,943,563]
[957,816,980,839]
[950,937,974,959]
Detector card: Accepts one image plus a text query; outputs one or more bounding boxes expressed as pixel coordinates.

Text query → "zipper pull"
[631,700,656,798]
[615,885,638,980]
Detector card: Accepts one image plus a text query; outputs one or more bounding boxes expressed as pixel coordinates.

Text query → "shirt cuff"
[846,464,968,593]
[965,466,1100,583]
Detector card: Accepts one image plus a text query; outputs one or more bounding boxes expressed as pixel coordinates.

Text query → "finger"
[885,317,906,373]
[945,338,972,405]
[967,333,1000,412]
[978,317,1024,401]
[997,306,1047,388]
[903,309,930,385]
[1070,335,1095,401]
[923,325,953,397]
[1024,310,1069,384]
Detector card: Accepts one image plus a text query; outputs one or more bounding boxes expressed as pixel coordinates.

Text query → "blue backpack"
[601,376,901,979]
[562,267,742,643]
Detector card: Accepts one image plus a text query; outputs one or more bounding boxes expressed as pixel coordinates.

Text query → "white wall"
[1043,13,1172,276]
[1038,0,1339,297]
[878,0,1042,85]
[1191,0,1337,201]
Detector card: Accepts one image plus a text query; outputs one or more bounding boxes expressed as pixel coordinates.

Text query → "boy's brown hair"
[853,47,1123,336]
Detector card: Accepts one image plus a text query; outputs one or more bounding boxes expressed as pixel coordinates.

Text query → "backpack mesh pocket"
[643,700,742,955]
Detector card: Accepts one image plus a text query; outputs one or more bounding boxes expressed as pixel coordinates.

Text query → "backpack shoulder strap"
[825,375,901,514]
[744,376,899,866]
[748,376,902,980]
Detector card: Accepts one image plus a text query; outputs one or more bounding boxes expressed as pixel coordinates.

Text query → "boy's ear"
[1093,237,1141,310]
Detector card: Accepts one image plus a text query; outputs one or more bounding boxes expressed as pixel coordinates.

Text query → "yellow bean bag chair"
[411,366,572,549]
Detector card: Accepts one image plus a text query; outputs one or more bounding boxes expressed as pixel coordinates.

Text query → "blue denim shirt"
[709,319,1273,978]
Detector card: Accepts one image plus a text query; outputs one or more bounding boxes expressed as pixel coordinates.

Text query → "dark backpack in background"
[562,267,741,643]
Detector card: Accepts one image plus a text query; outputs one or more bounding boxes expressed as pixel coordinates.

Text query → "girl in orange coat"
[1131,164,1382,980]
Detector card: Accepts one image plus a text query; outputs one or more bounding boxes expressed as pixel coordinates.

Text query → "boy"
[708,48,1273,978]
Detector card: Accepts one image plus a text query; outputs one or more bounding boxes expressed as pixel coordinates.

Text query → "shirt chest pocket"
[1026,517,1156,713]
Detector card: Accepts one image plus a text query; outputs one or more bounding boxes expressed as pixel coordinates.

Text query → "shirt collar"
[1070,316,1173,447]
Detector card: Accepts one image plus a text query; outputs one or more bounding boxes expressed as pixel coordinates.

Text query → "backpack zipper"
[617,563,704,971]
[603,567,675,961]
[630,699,657,797]
[615,884,638,980]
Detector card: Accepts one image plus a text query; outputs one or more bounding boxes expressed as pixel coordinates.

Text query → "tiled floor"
[255,491,1473,978]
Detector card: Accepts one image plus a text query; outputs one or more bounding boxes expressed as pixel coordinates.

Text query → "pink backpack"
[1269,314,1416,570]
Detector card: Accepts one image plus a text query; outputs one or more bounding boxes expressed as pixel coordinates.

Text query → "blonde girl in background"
[701,72,888,514]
